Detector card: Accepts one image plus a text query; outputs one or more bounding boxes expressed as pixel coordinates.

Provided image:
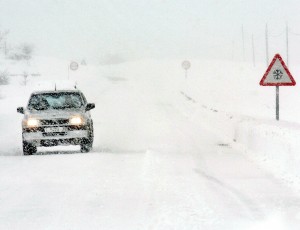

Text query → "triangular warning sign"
[260,54,296,86]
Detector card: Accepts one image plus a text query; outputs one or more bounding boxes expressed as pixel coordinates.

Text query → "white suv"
[17,89,95,155]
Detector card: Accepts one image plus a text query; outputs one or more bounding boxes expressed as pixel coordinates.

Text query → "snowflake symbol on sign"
[273,69,283,80]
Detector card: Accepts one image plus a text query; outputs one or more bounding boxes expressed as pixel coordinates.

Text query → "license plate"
[44,127,66,132]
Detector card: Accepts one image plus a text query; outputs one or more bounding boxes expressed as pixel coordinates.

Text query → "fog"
[1,0,300,64]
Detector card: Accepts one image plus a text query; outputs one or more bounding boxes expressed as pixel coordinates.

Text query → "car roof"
[31,90,82,95]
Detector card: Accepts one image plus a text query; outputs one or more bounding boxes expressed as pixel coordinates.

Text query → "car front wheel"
[23,141,37,155]
[80,138,92,153]
[80,124,93,153]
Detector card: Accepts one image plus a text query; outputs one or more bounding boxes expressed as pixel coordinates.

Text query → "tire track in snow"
[195,169,264,220]
[141,150,219,230]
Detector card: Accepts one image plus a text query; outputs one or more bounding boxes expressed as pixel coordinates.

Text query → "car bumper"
[23,130,88,146]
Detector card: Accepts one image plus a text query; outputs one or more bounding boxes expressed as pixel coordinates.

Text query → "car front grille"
[40,119,69,126]
[42,132,67,137]
[24,125,85,133]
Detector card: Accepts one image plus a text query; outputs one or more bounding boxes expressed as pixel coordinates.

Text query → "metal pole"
[185,69,187,79]
[252,34,255,67]
[265,24,269,66]
[232,40,234,61]
[286,22,289,66]
[276,86,279,120]
[4,41,7,57]
[68,64,70,80]
[242,25,245,61]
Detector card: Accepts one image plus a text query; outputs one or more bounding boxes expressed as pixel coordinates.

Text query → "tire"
[80,123,94,153]
[23,141,37,155]
[80,138,92,153]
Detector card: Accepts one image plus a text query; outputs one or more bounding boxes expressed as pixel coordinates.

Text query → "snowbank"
[235,118,300,187]
[177,92,300,189]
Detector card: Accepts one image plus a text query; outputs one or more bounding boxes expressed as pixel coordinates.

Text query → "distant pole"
[242,25,245,61]
[23,72,28,86]
[4,41,7,57]
[265,24,269,66]
[286,23,289,66]
[232,40,235,61]
[252,34,255,67]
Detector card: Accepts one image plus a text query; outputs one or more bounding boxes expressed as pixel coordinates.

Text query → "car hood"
[25,109,85,119]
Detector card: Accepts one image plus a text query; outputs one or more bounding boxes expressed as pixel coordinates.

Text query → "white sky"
[1,0,300,64]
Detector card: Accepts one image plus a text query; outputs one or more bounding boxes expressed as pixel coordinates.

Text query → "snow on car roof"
[31,89,81,95]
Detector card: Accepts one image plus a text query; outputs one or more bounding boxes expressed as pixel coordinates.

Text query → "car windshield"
[28,92,83,111]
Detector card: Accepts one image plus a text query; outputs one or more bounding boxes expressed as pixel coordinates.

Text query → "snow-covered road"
[1,60,300,229]
[1,95,300,229]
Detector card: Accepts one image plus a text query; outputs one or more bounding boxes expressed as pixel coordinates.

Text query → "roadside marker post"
[260,53,296,120]
[181,60,191,96]
[68,61,79,79]
[182,60,191,79]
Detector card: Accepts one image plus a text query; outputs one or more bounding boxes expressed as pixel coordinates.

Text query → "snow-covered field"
[1,57,300,229]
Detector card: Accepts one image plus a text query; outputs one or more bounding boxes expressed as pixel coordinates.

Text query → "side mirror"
[17,107,25,114]
[85,103,95,111]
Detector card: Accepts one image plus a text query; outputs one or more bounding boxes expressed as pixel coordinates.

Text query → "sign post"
[276,86,279,120]
[68,61,79,79]
[182,60,191,79]
[260,53,296,120]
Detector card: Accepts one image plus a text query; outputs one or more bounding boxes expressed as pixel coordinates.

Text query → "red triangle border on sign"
[259,53,296,86]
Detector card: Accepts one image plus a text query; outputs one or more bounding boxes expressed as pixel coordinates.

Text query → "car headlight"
[69,116,84,125]
[27,118,40,127]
